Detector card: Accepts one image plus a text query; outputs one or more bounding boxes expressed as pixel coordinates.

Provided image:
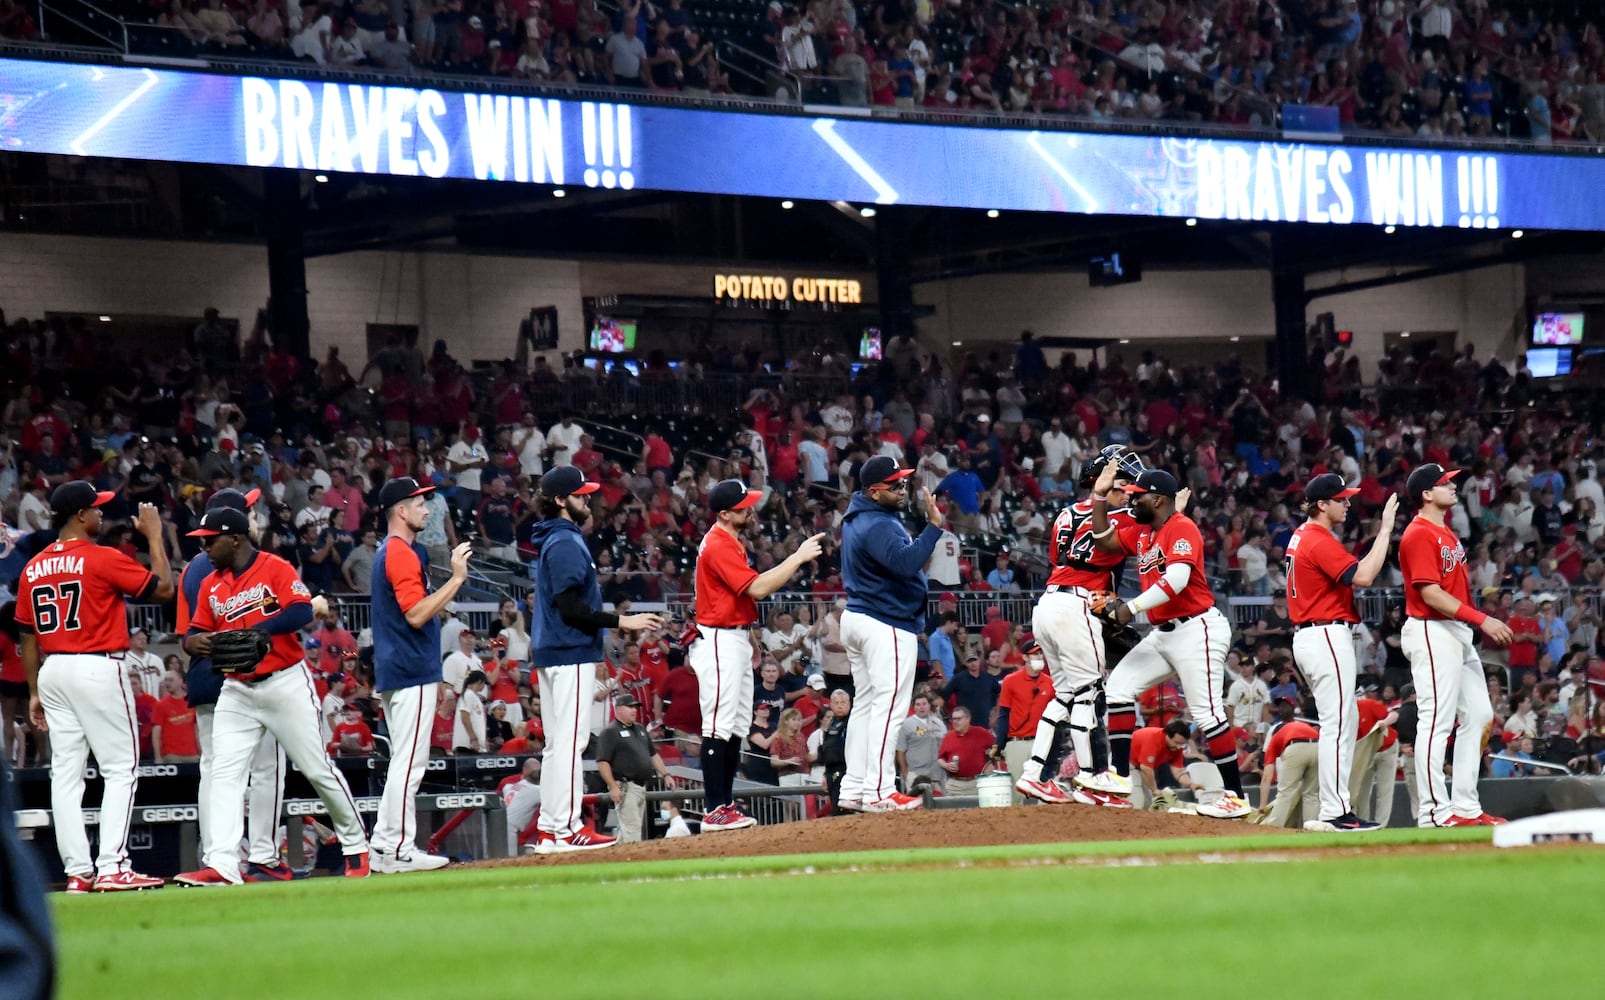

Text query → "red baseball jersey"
[1264,720,1320,767]
[15,539,156,655]
[997,667,1056,738]
[1398,516,1469,619]
[1046,502,1142,590]
[190,551,313,679]
[694,526,759,627]
[1285,522,1360,623]
[0,633,23,683]
[1129,726,1184,772]
[1356,697,1398,750]
[1132,514,1213,625]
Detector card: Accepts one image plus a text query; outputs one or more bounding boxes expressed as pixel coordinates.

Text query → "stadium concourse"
[4,0,1604,141]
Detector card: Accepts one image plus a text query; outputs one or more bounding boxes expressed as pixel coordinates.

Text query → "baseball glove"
[1088,591,1126,628]
[209,629,273,676]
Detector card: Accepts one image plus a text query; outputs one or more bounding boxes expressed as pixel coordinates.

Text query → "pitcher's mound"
[494,805,1290,867]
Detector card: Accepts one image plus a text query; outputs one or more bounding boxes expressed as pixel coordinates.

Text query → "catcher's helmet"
[1079,445,1146,489]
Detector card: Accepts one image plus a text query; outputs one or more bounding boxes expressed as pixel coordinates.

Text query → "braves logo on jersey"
[1135,538,1167,576]
[209,580,311,623]
[1439,543,1466,576]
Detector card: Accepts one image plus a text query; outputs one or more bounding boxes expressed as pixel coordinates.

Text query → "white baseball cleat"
[1074,770,1133,796]
[1197,792,1255,820]
[1072,787,1134,808]
[371,849,451,873]
[1016,777,1074,804]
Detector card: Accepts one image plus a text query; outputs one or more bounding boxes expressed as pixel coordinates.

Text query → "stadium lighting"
[1384,225,1396,234]
[859,206,877,218]
[1400,331,1412,338]
[1229,336,1240,342]
[986,209,999,218]
[552,188,566,198]
[1119,338,1132,344]
[781,200,795,209]
[1185,218,1198,227]
[314,173,329,183]
[1512,230,1524,238]
[98,315,111,322]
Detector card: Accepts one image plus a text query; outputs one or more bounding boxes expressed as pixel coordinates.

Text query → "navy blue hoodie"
[840,493,943,633]
[529,517,604,668]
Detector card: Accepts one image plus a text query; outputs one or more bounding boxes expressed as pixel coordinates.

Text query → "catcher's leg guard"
[1025,697,1071,783]
[1064,680,1102,778]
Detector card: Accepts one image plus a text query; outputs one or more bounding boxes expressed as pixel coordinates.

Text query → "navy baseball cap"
[187,507,250,538]
[614,693,641,708]
[860,455,915,490]
[539,466,599,498]
[49,480,115,519]
[1304,473,1359,503]
[206,487,262,513]
[1405,463,1461,504]
[1121,469,1179,497]
[709,478,762,513]
[377,476,435,510]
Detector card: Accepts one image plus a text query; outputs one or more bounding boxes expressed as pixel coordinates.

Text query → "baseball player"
[175,506,370,885]
[16,483,173,892]
[994,636,1055,803]
[1286,473,1399,832]
[837,456,943,813]
[176,487,295,882]
[1090,466,1251,819]
[689,479,823,831]
[1398,464,1512,827]
[528,466,664,853]
[1018,445,1144,807]
[369,476,474,872]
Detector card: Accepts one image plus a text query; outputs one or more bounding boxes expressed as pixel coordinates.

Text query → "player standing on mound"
[1089,466,1252,820]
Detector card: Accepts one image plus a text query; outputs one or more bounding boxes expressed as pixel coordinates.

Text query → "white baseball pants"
[1030,590,1107,780]
[196,705,285,866]
[1105,608,1231,732]
[1402,618,1493,827]
[1293,623,1359,821]
[372,682,439,857]
[839,611,916,805]
[38,653,139,879]
[536,663,597,839]
[204,662,366,882]
[688,627,756,742]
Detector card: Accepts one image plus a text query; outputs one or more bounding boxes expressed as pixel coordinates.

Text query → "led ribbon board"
[2,56,1600,230]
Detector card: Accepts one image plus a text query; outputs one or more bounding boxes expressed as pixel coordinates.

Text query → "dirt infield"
[490,805,1295,868]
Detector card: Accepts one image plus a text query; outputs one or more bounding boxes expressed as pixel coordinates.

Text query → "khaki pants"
[1267,742,1320,828]
[1004,739,1035,804]
[1349,727,1385,817]
[1401,746,1419,824]
[947,776,978,798]
[1353,736,1400,826]
[618,780,647,843]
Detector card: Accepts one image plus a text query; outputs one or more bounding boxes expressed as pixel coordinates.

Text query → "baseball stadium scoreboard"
[5,53,1605,231]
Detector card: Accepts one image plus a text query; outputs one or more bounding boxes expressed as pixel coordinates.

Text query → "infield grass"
[55,829,1602,1000]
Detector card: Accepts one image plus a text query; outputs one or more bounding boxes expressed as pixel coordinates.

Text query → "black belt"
[1156,613,1202,632]
[1044,585,1097,597]
[1284,738,1315,747]
[1295,620,1353,631]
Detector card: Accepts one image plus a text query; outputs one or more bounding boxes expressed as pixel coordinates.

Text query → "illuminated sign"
[0,56,1595,231]
[713,274,864,303]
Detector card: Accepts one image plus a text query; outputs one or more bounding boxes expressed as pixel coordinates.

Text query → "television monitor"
[589,317,637,352]
[1532,311,1584,345]
[1089,252,1141,287]
[1528,347,1573,378]
[859,327,883,360]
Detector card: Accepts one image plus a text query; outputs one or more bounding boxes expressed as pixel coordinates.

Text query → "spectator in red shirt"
[1507,597,1541,678]
[980,605,1010,650]
[328,704,376,756]
[151,674,201,764]
[937,706,995,797]
[659,657,702,757]
[126,665,159,761]
[430,690,458,756]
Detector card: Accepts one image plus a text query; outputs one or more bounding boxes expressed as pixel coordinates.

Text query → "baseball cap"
[377,476,436,510]
[539,466,599,498]
[207,487,262,513]
[1405,463,1461,503]
[614,693,640,708]
[187,507,250,538]
[49,480,115,519]
[708,478,761,513]
[1121,469,1179,497]
[1304,473,1359,503]
[305,636,322,649]
[859,455,915,490]
[807,673,827,691]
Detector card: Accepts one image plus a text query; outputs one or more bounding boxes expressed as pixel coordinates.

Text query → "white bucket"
[976,773,1013,808]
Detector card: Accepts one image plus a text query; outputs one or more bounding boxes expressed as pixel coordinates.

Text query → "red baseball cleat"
[65,875,93,895]
[1440,815,1484,827]
[550,827,617,851]
[1015,777,1073,804]
[174,867,234,887]
[344,852,371,878]
[93,870,165,892]
[1474,813,1508,826]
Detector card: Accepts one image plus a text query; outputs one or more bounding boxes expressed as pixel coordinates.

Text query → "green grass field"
[54,829,1604,999]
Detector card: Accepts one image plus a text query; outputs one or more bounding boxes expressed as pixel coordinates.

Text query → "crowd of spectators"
[5,301,1605,824]
[8,0,1605,141]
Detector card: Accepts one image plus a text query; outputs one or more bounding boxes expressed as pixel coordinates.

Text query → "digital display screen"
[1528,347,1573,378]
[4,56,1605,230]
[859,327,882,360]
[588,318,636,352]
[1532,312,1584,345]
